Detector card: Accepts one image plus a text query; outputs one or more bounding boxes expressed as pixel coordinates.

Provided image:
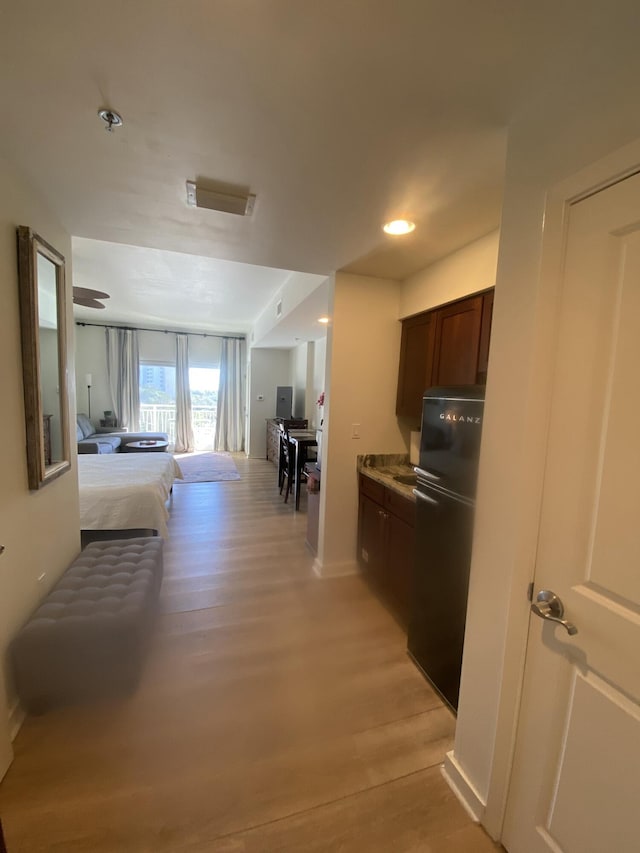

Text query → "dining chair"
[279,431,294,503]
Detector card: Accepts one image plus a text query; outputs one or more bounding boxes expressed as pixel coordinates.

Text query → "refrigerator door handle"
[413,489,439,506]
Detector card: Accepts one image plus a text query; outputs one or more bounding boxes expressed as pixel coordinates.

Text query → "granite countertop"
[356,453,417,502]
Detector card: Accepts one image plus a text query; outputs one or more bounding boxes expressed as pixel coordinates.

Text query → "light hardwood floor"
[0,456,502,852]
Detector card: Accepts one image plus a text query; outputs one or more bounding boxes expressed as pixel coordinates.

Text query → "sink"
[393,473,417,486]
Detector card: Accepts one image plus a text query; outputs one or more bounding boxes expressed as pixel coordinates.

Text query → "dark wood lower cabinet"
[358,474,415,629]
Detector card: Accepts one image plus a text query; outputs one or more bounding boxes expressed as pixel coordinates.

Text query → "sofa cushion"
[76,424,85,443]
[77,413,94,439]
[78,436,121,454]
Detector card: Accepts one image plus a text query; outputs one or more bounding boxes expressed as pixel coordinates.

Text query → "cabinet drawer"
[359,473,385,505]
[384,488,416,527]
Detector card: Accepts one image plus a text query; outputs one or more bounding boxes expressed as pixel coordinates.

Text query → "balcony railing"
[139,404,217,451]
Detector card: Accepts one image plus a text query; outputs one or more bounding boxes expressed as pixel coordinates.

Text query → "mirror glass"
[17,227,70,489]
[37,252,65,465]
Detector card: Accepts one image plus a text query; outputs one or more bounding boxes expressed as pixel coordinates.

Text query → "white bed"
[78,453,183,538]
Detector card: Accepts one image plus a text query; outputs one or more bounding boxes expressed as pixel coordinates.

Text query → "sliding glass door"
[139,363,219,450]
[189,367,219,450]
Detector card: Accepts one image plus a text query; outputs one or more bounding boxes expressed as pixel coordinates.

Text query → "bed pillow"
[77,413,94,439]
[76,424,84,443]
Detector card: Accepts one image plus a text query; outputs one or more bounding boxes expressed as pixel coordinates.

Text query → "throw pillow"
[77,413,94,439]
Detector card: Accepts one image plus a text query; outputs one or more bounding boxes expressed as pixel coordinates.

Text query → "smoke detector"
[186,181,256,216]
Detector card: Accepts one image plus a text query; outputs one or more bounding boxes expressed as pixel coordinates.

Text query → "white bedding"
[78,453,183,538]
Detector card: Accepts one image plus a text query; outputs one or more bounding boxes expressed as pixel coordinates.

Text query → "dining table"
[283,429,318,510]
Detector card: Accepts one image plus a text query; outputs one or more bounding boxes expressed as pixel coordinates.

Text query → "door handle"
[412,489,439,506]
[531,589,578,636]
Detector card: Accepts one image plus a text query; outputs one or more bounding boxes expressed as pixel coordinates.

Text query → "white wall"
[251,271,327,346]
[311,336,326,429]
[75,324,223,425]
[317,273,406,576]
[0,156,79,776]
[74,325,111,420]
[247,348,292,457]
[451,12,640,837]
[400,230,499,319]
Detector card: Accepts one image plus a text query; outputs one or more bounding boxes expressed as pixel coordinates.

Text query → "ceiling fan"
[72,286,110,309]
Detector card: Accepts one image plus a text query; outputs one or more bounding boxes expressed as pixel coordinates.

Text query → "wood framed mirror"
[17,226,71,490]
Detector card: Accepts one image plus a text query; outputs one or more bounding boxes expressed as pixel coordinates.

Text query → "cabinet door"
[396,312,436,419]
[385,512,415,629]
[358,493,386,582]
[432,294,483,386]
[476,289,494,383]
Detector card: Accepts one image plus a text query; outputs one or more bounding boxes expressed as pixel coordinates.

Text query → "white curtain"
[214,337,246,452]
[105,328,140,430]
[175,334,194,453]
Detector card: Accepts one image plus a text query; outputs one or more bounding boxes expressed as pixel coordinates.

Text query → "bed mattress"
[78,453,183,538]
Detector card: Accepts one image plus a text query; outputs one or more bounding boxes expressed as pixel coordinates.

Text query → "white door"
[503,170,640,853]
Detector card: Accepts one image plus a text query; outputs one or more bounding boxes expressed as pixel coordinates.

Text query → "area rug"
[173,451,241,483]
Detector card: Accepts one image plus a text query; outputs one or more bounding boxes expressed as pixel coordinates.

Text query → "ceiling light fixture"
[383,219,416,236]
[186,181,256,217]
[98,108,124,132]
[317,316,330,324]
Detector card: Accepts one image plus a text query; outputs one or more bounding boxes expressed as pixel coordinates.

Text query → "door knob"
[531,589,578,636]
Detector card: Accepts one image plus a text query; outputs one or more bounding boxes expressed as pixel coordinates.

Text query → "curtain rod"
[75,321,245,341]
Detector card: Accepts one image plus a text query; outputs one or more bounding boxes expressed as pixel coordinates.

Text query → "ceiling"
[0,2,576,336]
[72,237,326,338]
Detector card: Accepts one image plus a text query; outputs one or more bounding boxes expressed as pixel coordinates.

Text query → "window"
[189,368,219,450]
[139,363,176,441]
[139,363,220,450]
[140,364,176,404]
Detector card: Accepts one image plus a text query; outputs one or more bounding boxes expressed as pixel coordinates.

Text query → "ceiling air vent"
[186,181,256,216]
[276,299,283,319]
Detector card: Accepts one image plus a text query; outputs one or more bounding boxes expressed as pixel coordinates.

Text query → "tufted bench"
[11,537,163,713]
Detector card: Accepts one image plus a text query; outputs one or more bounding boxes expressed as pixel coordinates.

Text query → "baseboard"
[312,558,359,578]
[442,750,486,823]
[8,698,25,742]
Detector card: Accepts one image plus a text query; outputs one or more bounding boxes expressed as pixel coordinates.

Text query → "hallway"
[0,457,499,851]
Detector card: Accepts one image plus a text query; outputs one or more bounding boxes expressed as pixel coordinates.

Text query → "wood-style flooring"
[0,456,501,852]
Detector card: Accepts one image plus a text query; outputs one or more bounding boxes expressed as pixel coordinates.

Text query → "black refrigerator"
[407,385,485,712]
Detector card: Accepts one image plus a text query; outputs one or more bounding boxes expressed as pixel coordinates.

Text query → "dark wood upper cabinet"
[396,288,494,419]
[432,294,483,386]
[395,312,436,419]
[476,289,494,383]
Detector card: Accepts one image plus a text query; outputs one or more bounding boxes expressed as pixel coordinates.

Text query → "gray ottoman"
[11,537,163,713]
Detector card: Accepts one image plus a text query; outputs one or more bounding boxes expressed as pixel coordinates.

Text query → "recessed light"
[383,219,415,235]
[318,316,330,324]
